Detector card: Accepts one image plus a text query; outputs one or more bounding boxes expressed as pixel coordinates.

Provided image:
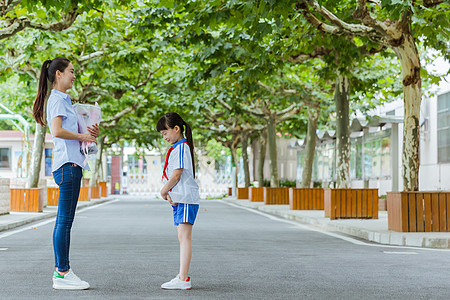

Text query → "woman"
[33,57,99,290]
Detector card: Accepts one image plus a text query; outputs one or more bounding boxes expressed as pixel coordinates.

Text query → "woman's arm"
[51,116,96,142]
[160,168,183,204]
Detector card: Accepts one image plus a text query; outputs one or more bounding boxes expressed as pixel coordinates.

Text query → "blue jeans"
[52,163,82,272]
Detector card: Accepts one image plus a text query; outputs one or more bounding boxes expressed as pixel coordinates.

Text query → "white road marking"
[0,199,119,240]
[0,248,8,251]
[220,200,449,252]
[383,251,418,255]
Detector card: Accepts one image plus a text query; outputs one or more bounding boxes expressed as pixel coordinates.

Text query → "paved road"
[1,196,449,299]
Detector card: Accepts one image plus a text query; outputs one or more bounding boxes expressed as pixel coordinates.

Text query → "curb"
[223,198,450,250]
[0,197,115,233]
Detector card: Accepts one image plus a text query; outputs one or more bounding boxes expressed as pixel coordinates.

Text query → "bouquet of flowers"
[73,102,101,166]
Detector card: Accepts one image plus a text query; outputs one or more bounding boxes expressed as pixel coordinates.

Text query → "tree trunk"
[229,143,238,188]
[393,33,422,191]
[335,73,351,188]
[258,129,267,187]
[90,136,105,187]
[267,115,279,187]
[241,131,251,188]
[301,109,319,188]
[27,123,46,188]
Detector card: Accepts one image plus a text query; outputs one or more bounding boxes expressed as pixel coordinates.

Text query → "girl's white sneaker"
[52,269,90,290]
[161,275,192,290]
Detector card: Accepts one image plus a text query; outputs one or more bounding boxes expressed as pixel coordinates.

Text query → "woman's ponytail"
[33,57,70,126]
[184,121,196,178]
[33,60,52,126]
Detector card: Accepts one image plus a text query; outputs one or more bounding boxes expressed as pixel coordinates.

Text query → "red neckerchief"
[162,140,188,180]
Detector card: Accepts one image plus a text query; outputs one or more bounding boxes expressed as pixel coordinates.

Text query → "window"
[438,91,450,163]
[364,141,373,178]
[372,140,381,178]
[106,156,111,178]
[386,110,395,116]
[363,132,391,179]
[328,144,336,180]
[128,155,148,176]
[350,139,363,180]
[128,155,138,175]
[141,156,147,174]
[296,150,304,182]
[364,140,382,178]
[0,148,11,169]
[381,137,391,177]
[44,148,52,176]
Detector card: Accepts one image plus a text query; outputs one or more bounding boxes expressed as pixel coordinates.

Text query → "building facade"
[0,130,53,180]
[294,83,450,194]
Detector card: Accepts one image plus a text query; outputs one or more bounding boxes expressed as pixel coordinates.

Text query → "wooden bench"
[10,188,43,212]
[324,188,378,219]
[47,187,59,206]
[264,187,289,205]
[90,186,100,199]
[249,187,264,202]
[237,188,249,199]
[79,187,90,201]
[387,191,450,232]
[99,181,107,197]
[289,188,324,210]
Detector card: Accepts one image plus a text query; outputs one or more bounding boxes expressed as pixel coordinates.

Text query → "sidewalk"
[0,196,115,232]
[223,197,450,249]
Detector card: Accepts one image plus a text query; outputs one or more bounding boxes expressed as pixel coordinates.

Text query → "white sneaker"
[161,275,192,290]
[52,269,90,290]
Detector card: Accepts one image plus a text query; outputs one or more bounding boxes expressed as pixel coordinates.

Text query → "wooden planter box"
[289,188,324,210]
[10,188,43,212]
[237,188,249,199]
[47,187,59,206]
[387,191,450,232]
[264,187,289,205]
[79,187,90,201]
[249,187,264,202]
[324,188,378,219]
[90,186,100,199]
[99,181,107,197]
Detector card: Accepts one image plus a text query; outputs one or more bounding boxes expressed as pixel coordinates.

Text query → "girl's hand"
[160,189,168,200]
[87,123,100,138]
[167,194,178,206]
[79,133,96,143]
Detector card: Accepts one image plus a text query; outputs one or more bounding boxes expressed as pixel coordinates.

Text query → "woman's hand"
[87,123,100,138]
[79,133,96,143]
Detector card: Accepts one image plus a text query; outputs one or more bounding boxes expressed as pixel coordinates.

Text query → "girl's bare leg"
[177,223,193,281]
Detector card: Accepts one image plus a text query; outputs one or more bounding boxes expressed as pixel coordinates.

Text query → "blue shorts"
[172,203,199,226]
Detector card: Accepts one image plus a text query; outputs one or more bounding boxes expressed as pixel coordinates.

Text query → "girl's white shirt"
[165,139,200,204]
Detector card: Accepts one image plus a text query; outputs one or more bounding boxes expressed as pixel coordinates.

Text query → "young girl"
[33,57,99,290]
[157,112,200,290]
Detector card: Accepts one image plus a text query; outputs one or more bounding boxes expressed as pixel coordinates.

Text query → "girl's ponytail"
[33,60,52,126]
[156,112,196,178]
[184,121,196,178]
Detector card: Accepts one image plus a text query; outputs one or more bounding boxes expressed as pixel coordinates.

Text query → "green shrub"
[313,181,322,188]
[280,179,296,187]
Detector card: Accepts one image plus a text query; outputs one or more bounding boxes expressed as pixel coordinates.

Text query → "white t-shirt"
[164,139,200,204]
